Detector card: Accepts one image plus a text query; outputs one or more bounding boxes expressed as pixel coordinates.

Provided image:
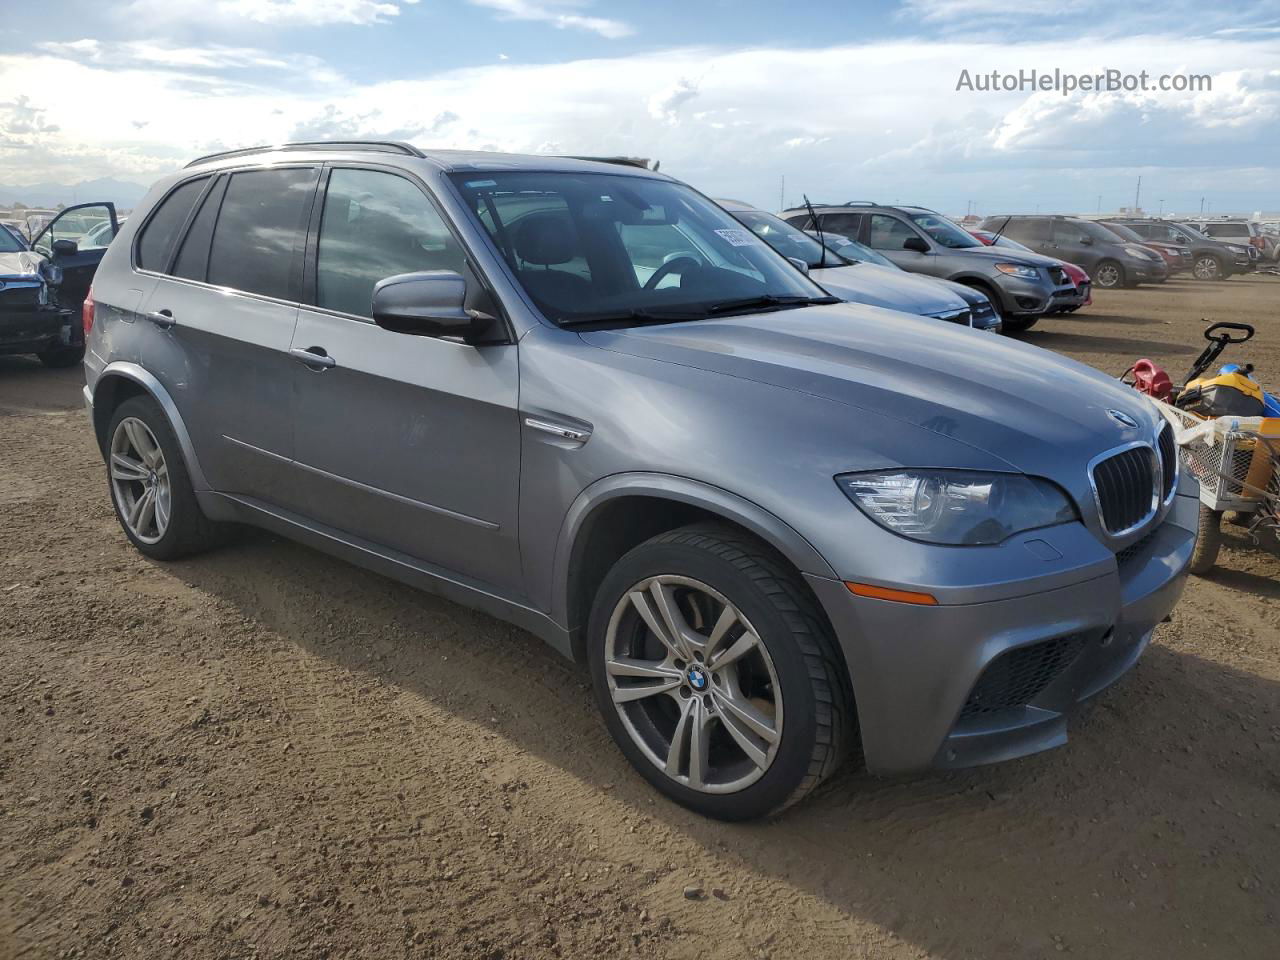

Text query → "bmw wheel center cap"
[687,666,709,691]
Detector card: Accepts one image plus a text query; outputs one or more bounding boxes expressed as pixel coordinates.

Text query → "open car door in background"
[31,202,119,313]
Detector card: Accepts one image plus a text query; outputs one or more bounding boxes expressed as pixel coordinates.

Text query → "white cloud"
[124,0,409,26]
[1,33,1277,214]
[648,77,699,123]
[468,0,633,38]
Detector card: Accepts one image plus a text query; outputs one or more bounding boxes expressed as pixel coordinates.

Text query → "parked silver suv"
[781,203,1078,332]
[84,142,1195,820]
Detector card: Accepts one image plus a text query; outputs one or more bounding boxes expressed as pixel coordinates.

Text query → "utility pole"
[779,175,785,212]
[1200,196,1205,215]
[1097,195,1102,214]
[1159,199,1165,216]
[1134,175,1141,213]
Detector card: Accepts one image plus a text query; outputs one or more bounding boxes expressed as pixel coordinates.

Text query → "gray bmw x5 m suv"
[83,142,1194,820]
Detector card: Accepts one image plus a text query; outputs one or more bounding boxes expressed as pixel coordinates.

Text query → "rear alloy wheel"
[1094,260,1125,289]
[106,395,224,560]
[1192,255,1223,281]
[588,525,849,820]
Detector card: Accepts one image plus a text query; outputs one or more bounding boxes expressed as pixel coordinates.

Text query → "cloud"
[468,0,633,38]
[648,78,699,123]
[123,0,410,26]
[1,33,1277,215]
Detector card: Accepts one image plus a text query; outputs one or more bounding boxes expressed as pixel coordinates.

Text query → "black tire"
[1188,505,1222,576]
[1094,260,1125,289]
[1192,255,1224,281]
[37,343,85,368]
[1000,315,1039,333]
[106,394,224,560]
[587,524,850,820]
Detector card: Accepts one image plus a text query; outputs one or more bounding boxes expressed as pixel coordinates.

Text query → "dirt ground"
[2,275,1278,960]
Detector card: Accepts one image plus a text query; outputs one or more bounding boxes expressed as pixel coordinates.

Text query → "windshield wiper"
[705,294,839,316]
[558,307,711,328]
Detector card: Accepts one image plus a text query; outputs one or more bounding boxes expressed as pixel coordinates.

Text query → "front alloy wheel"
[604,575,783,793]
[1094,261,1124,288]
[110,417,171,544]
[1193,255,1222,280]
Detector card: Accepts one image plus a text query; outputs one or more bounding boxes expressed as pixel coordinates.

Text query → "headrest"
[514,213,576,266]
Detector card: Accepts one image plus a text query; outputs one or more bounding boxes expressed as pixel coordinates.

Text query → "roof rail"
[185,140,425,168]
[839,200,879,207]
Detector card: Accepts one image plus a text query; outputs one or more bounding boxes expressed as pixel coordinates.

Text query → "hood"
[809,261,967,317]
[945,245,1065,268]
[581,303,1164,497]
[0,250,46,280]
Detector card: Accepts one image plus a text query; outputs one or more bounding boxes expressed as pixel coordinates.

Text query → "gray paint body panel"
[84,146,1192,778]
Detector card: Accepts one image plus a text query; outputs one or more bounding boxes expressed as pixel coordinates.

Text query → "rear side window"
[136,178,207,272]
[207,167,316,301]
[821,213,863,237]
[173,177,227,282]
[1006,218,1050,242]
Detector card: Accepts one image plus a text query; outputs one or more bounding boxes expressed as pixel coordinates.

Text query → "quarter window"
[315,168,475,319]
[136,179,207,272]
[207,168,316,301]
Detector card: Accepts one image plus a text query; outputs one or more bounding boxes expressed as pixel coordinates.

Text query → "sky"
[0,0,1278,216]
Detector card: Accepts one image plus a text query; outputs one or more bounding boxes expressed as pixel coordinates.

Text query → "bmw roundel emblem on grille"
[1107,409,1138,428]
[687,667,708,691]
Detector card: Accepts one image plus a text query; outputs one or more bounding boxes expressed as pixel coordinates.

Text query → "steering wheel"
[643,255,702,291]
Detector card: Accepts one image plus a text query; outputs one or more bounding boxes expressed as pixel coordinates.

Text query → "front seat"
[512,213,593,312]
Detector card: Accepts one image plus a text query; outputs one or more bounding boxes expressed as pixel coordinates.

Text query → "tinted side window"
[821,213,862,237]
[208,168,316,301]
[136,178,207,272]
[866,214,916,250]
[173,177,227,282]
[1005,218,1050,242]
[316,168,485,318]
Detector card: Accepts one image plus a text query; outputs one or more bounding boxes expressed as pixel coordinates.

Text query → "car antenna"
[990,215,1013,244]
[803,194,828,268]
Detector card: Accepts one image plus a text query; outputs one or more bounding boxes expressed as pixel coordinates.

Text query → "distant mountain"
[0,177,151,211]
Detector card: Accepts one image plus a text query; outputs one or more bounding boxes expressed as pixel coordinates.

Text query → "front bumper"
[990,274,1073,317]
[0,305,71,356]
[805,490,1195,776]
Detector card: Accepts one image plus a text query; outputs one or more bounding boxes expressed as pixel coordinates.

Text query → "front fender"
[89,361,210,491]
[550,471,838,631]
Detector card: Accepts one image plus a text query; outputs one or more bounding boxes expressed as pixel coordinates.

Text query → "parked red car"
[968,229,1091,311]
[1095,221,1192,276]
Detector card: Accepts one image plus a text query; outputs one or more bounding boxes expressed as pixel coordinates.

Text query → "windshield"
[731,209,848,270]
[989,233,1033,253]
[1176,223,1211,241]
[906,212,981,248]
[1099,222,1145,243]
[0,226,24,253]
[451,172,828,325]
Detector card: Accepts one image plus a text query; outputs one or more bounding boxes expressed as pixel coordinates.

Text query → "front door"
[31,201,118,314]
[865,213,933,274]
[288,165,523,594]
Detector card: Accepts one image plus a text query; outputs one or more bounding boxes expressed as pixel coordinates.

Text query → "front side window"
[906,212,980,249]
[451,171,826,325]
[315,168,482,318]
[137,180,207,272]
[207,167,316,301]
[866,214,919,251]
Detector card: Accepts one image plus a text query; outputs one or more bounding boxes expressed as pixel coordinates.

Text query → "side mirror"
[51,238,78,257]
[1079,236,1094,246]
[372,271,482,340]
[902,236,930,254]
[787,256,810,275]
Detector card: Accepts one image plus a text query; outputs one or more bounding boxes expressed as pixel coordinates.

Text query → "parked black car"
[978,215,1166,289]
[0,202,116,367]
[1110,219,1255,280]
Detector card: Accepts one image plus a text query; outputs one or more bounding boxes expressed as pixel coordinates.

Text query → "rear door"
[31,201,118,313]
[1003,217,1055,259]
[136,165,318,505]
[287,164,522,593]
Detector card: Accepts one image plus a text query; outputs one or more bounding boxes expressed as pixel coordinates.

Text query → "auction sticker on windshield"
[715,228,755,247]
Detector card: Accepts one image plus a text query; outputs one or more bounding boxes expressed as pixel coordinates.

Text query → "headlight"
[1226,244,1248,255]
[835,470,1078,545]
[1124,245,1157,260]
[994,262,1039,280]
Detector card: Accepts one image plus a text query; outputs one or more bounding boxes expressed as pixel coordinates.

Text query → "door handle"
[146,309,176,329]
[289,346,336,369]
